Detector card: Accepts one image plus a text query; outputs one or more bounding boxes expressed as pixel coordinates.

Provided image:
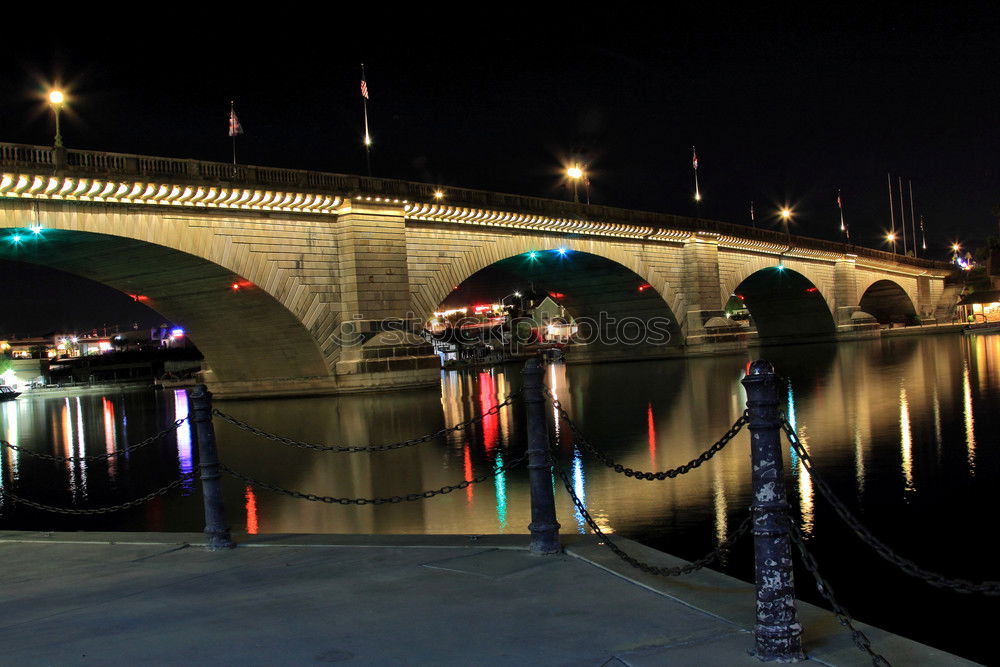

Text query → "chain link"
[212,390,521,453]
[0,419,188,463]
[552,456,751,575]
[547,390,746,480]
[787,519,891,666]
[782,419,1000,595]
[220,453,526,505]
[0,471,198,515]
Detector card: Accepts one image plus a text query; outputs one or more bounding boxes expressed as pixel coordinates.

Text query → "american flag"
[228,108,243,137]
[361,77,369,100]
[692,147,698,170]
[837,193,842,208]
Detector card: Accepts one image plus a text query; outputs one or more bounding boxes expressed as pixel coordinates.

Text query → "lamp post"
[501,291,523,313]
[887,232,898,254]
[567,164,583,203]
[779,207,792,243]
[48,90,65,148]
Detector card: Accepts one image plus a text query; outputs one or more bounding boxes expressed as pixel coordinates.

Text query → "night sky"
[1,9,997,334]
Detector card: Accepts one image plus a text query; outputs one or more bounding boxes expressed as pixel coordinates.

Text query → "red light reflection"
[245,485,259,534]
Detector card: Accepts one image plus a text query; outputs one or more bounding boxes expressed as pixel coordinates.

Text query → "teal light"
[494,451,508,531]
[527,251,538,259]
[775,264,785,271]
[30,225,42,235]
[10,235,21,244]
[557,247,568,255]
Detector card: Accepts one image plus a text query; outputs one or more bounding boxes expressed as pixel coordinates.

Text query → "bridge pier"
[681,233,749,353]
[329,199,440,393]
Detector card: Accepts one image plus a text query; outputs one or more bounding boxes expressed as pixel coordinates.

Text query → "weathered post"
[741,360,803,661]
[189,384,235,550]
[522,358,561,554]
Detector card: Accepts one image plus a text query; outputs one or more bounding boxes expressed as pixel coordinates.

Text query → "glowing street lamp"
[779,207,793,241]
[433,190,444,200]
[567,164,583,203]
[887,232,898,254]
[501,290,523,313]
[48,90,65,148]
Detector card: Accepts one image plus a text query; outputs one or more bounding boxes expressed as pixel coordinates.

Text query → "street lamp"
[48,90,65,148]
[887,232,897,254]
[779,207,792,241]
[567,164,583,203]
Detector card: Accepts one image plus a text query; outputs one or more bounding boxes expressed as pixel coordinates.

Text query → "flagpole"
[908,180,917,257]
[361,63,372,177]
[887,173,897,253]
[750,200,756,228]
[898,176,908,255]
[230,100,237,166]
[692,146,700,217]
[838,189,850,244]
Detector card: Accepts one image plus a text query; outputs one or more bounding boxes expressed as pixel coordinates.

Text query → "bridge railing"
[0,141,947,270]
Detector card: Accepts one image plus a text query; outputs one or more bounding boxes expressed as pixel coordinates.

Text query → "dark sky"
[1,8,997,334]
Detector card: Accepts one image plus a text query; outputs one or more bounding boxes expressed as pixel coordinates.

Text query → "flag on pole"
[229,106,243,137]
[750,200,755,225]
[360,64,373,175]
[837,190,850,242]
[692,146,701,202]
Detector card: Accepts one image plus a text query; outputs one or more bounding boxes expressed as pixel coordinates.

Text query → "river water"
[1,333,997,663]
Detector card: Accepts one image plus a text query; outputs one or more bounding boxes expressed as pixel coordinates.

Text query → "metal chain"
[788,519,891,666]
[212,390,521,453]
[782,419,1000,595]
[0,472,198,515]
[548,391,746,480]
[552,456,752,575]
[0,418,188,463]
[220,453,526,505]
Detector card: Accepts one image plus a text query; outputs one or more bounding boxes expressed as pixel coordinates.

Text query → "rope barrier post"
[741,360,803,661]
[190,384,235,550]
[522,357,561,554]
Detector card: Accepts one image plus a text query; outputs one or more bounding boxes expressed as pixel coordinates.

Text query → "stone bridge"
[0,144,956,397]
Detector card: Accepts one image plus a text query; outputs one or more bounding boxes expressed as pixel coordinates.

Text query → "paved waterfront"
[0,532,973,666]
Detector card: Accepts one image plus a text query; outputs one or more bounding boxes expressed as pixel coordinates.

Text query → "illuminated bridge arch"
[732,266,837,341]
[859,279,918,325]
[407,232,683,323]
[721,254,836,316]
[0,201,334,387]
[408,235,684,355]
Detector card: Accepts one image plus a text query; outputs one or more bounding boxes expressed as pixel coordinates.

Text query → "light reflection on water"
[962,360,976,475]
[0,335,995,539]
[899,385,914,496]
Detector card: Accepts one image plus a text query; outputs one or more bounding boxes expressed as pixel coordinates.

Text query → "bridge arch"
[412,238,683,355]
[859,279,918,325]
[407,231,683,325]
[0,202,333,385]
[720,253,837,316]
[732,266,836,341]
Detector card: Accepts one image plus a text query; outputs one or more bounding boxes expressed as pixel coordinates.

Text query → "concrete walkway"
[0,531,973,666]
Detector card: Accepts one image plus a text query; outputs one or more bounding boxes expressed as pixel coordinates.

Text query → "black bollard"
[522,358,562,554]
[189,384,235,550]
[741,361,803,661]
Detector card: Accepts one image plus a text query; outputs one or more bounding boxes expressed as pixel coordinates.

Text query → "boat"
[0,385,21,401]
